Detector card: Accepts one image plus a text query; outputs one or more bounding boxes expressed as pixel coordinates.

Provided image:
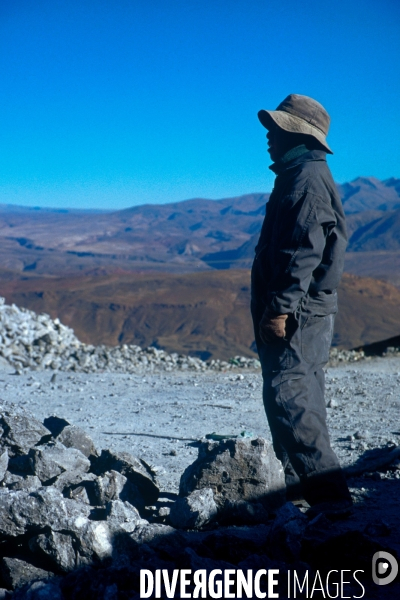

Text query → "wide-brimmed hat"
[258,93,333,154]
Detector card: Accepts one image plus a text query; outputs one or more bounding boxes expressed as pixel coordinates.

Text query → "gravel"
[1,358,400,495]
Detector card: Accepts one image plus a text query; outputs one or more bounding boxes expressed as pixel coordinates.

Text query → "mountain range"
[1,177,400,282]
[1,175,400,358]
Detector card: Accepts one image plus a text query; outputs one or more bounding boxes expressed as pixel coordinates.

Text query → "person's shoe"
[306,499,353,520]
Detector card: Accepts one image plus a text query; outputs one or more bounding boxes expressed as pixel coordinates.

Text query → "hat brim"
[258,109,333,154]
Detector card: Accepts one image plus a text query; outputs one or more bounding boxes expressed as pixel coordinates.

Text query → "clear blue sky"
[0,0,399,209]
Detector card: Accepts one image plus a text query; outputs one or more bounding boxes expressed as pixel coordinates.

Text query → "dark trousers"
[251,302,351,505]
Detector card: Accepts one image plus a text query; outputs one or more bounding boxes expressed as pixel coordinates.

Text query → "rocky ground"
[1,299,400,598]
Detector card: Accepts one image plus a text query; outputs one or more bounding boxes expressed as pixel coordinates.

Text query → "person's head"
[258,94,333,161]
[266,125,325,162]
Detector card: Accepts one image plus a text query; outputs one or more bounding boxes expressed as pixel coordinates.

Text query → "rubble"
[0,298,368,376]
[90,449,159,506]
[0,559,54,593]
[0,299,399,597]
[179,436,286,511]
[0,298,260,373]
[0,402,396,598]
[169,488,217,529]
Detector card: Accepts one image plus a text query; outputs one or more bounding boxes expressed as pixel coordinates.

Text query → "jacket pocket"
[301,313,334,365]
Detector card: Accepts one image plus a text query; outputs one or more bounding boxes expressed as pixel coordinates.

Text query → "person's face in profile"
[266,125,301,162]
[266,124,288,162]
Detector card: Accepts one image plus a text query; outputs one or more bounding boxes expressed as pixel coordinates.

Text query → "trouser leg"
[253,309,350,505]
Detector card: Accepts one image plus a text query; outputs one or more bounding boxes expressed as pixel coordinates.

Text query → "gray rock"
[93,469,144,509]
[2,472,42,492]
[29,531,76,572]
[0,487,91,538]
[106,499,144,533]
[0,449,8,482]
[57,425,98,458]
[28,441,90,484]
[92,450,159,505]
[179,437,285,510]
[268,502,308,561]
[0,557,54,590]
[158,506,171,519]
[130,523,175,546]
[93,469,127,505]
[170,488,217,529]
[75,521,113,562]
[0,590,11,600]
[52,468,95,494]
[65,484,90,505]
[0,406,51,456]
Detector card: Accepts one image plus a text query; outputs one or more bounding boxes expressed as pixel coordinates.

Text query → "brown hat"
[258,94,333,154]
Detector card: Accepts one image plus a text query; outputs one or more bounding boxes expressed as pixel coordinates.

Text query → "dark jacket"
[251,149,347,316]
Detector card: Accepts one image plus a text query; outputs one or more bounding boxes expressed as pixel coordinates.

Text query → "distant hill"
[337,177,400,213]
[2,270,400,359]
[0,177,399,279]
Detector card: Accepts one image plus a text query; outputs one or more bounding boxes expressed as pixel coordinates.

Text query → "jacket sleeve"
[266,190,336,314]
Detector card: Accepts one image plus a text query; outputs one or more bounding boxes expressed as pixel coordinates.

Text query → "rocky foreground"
[1,300,400,598]
[0,395,399,599]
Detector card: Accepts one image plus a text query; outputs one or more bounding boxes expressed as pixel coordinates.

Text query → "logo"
[372,551,398,586]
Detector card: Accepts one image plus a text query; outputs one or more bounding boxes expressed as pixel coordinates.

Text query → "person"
[251,94,352,517]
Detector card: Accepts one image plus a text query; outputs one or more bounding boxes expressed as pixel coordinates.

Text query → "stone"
[0,449,8,482]
[0,487,91,538]
[179,437,285,510]
[29,531,76,572]
[57,425,98,458]
[28,441,90,484]
[76,521,113,562]
[268,502,308,561]
[106,499,144,533]
[0,557,54,590]
[129,523,175,547]
[91,450,159,505]
[2,472,42,492]
[93,469,142,509]
[65,484,91,505]
[60,472,97,503]
[0,406,51,456]
[169,488,217,529]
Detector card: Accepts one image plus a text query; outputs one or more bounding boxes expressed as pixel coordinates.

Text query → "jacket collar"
[269,148,327,175]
